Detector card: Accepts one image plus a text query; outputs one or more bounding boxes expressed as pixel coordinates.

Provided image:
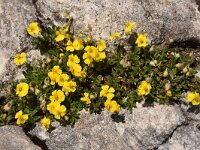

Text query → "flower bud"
[163,69,168,77]
[149,45,155,52]
[65,91,69,96]
[120,59,131,67]
[41,63,46,68]
[182,66,188,74]
[46,57,51,63]
[175,63,183,68]
[59,53,64,59]
[145,77,152,82]
[3,102,12,111]
[43,84,47,88]
[165,82,171,91]
[39,95,45,102]
[44,77,50,86]
[35,88,40,95]
[175,53,180,58]
[30,87,34,92]
[59,59,62,64]
[150,60,158,67]
[89,93,97,99]
[189,52,193,57]
[166,90,172,97]
[39,95,46,112]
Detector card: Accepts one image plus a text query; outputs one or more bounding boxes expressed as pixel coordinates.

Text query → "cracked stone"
[0,125,41,150]
[45,105,186,150]
[28,123,50,141]
[36,0,200,44]
[0,0,37,82]
[158,124,200,150]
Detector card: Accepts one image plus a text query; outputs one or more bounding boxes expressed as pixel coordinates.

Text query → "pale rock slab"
[158,125,200,150]
[0,0,37,82]
[45,105,186,150]
[0,125,41,150]
[36,0,200,44]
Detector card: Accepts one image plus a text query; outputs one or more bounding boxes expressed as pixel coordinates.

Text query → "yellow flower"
[75,70,86,78]
[55,25,70,42]
[27,22,39,36]
[48,72,59,85]
[41,117,51,130]
[16,82,29,97]
[83,52,93,65]
[80,93,91,104]
[137,81,152,96]
[69,63,82,76]
[84,36,92,43]
[166,90,172,97]
[109,32,121,40]
[15,110,28,125]
[47,101,60,115]
[54,105,66,119]
[84,46,98,58]
[59,53,64,59]
[14,52,26,66]
[55,34,65,42]
[125,22,135,34]
[73,39,84,50]
[135,33,148,48]
[67,54,80,67]
[100,85,115,100]
[73,70,86,78]
[186,92,200,105]
[52,66,62,75]
[104,99,120,113]
[62,81,77,93]
[49,90,65,103]
[66,40,75,52]
[97,40,106,51]
[94,51,106,62]
[56,73,69,86]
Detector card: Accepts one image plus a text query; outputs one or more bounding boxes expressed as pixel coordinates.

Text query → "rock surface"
[0,0,36,82]
[45,105,186,150]
[28,122,50,141]
[36,0,200,44]
[0,125,41,150]
[158,124,200,150]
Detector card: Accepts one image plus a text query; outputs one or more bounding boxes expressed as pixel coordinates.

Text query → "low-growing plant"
[0,19,200,130]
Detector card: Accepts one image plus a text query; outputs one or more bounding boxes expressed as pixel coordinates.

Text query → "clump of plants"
[0,19,199,130]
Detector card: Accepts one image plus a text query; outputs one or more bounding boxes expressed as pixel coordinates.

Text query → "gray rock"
[0,0,37,82]
[0,125,41,150]
[121,104,186,149]
[158,124,200,150]
[45,105,186,150]
[36,0,200,44]
[28,122,50,141]
[180,101,200,122]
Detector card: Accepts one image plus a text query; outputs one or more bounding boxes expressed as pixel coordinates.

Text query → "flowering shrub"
[0,19,200,130]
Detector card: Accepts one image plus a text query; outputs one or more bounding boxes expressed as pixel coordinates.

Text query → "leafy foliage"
[0,20,199,130]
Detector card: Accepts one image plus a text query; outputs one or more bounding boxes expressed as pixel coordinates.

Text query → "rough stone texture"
[0,0,36,82]
[158,124,200,150]
[180,101,200,122]
[36,0,200,44]
[0,125,41,150]
[46,105,186,150]
[28,122,50,141]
